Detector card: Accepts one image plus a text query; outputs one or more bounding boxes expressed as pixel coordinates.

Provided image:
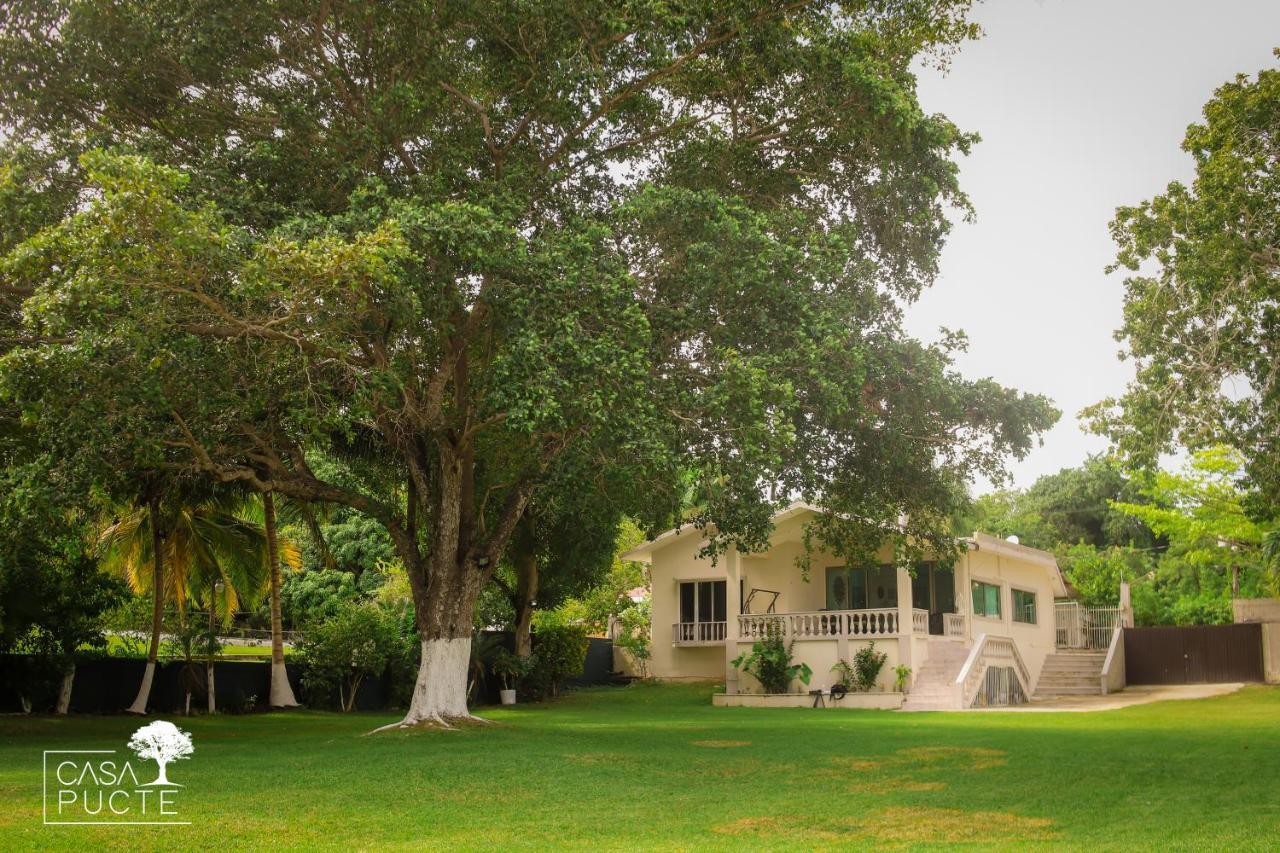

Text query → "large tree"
[0,1,1056,727]
[1085,52,1280,509]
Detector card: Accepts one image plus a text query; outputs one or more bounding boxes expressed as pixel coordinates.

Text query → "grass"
[95,635,286,659]
[2,683,1280,850]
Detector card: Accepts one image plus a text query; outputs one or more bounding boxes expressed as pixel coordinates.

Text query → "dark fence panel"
[2,633,614,714]
[1124,624,1264,685]
[566,637,614,687]
[0,656,312,714]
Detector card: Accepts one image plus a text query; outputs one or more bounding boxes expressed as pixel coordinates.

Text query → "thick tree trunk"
[206,579,217,714]
[55,662,75,715]
[264,491,300,708]
[127,498,165,715]
[373,437,533,731]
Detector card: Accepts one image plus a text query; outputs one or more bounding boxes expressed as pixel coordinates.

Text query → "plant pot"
[499,689,517,705]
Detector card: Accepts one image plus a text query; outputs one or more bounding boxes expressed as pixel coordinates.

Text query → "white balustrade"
[944,612,966,637]
[671,621,727,644]
[911,608,929,635]
[735,608,903,641]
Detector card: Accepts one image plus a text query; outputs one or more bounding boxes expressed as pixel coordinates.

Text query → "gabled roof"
[965,531,1070,598]
[621,502,1070,597]
[619,500,819,564]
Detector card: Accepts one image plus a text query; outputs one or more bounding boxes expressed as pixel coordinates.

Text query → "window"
[826,566,898,610]
[1012,588,1037,624]
[971,580,1002,619]
[678,580,726,625]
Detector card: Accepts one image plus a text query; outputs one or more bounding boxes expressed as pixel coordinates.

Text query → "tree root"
[366,711,494,735]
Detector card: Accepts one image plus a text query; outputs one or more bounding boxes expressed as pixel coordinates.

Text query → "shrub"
[613,600,652,678]
[852,642,888,691]
[525,616,589,699]
[731,634,812,694]
[296,602,400,711]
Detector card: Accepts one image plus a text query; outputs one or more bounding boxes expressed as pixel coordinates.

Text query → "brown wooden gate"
[1123,624,1264,684]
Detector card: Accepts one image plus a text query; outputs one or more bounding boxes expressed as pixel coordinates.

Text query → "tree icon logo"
[127,721,194,787]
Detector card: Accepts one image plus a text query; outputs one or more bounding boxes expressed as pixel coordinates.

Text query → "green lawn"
[2,683,1279,850]
[95,635,286,659]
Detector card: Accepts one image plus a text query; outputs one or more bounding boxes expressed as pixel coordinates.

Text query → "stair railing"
[954,633,1033,708]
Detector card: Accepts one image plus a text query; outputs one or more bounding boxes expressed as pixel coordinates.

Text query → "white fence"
[671,621,727,644]
[1054,603,1121,650]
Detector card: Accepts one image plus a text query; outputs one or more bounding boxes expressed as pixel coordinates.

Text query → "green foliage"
[732,634,812,695]
[1085,52,1280,512]
[0,2,1056,679]
[551,519,648,632]
[956,455,1154,550]
[280,568,385,628]
[525,615,590,700]
[613,599,652,678]
[296,602,403,712]
[892,664,912,693]
[851,642,889,692]
[490,649,530,692]
[1058,544,1153,607]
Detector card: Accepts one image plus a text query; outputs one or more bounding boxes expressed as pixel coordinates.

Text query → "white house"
[623,502,1119,709]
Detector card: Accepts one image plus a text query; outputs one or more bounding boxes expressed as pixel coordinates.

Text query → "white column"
[724,547,741,694]
[1119,580,1134,628]
[896,564,914,671]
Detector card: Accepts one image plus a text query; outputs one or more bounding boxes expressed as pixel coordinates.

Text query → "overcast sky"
[906,0,1280,493]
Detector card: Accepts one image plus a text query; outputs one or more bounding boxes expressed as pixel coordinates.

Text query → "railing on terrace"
[1054,602,1121,650]
[912,609,929,635]
[737,608,904,641]
[944,612,967,638]
[671,621,728,645]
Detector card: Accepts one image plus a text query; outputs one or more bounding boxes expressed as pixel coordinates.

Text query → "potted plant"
[491,650,528,705]
[893,664,912,694]
[830,659,856,692]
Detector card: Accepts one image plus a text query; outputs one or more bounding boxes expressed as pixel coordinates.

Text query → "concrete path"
[969,682,1246,713]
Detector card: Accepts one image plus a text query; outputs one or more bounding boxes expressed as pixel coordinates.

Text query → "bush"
[296,601,401,711]
[852,642,888,691]
[731,633,812,694]
[525,616,589,699]
[613,600,651,678]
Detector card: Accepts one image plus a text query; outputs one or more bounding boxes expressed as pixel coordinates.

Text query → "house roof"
[619,500,819,563]
[621,502,1070,597]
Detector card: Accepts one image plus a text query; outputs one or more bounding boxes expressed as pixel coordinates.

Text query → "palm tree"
[262,490,302,707]
[100,489,284,714]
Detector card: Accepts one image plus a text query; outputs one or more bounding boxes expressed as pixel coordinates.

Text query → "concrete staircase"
[900,640,971,711]
[1033,651,1106,698]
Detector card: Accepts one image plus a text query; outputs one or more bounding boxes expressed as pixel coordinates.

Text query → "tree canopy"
[1085,52,1280,512]
[0,1,1057,723]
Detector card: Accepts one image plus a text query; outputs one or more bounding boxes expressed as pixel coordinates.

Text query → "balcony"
[671,621,728,645]
[738,608,929,641]
[674,608,966,646]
